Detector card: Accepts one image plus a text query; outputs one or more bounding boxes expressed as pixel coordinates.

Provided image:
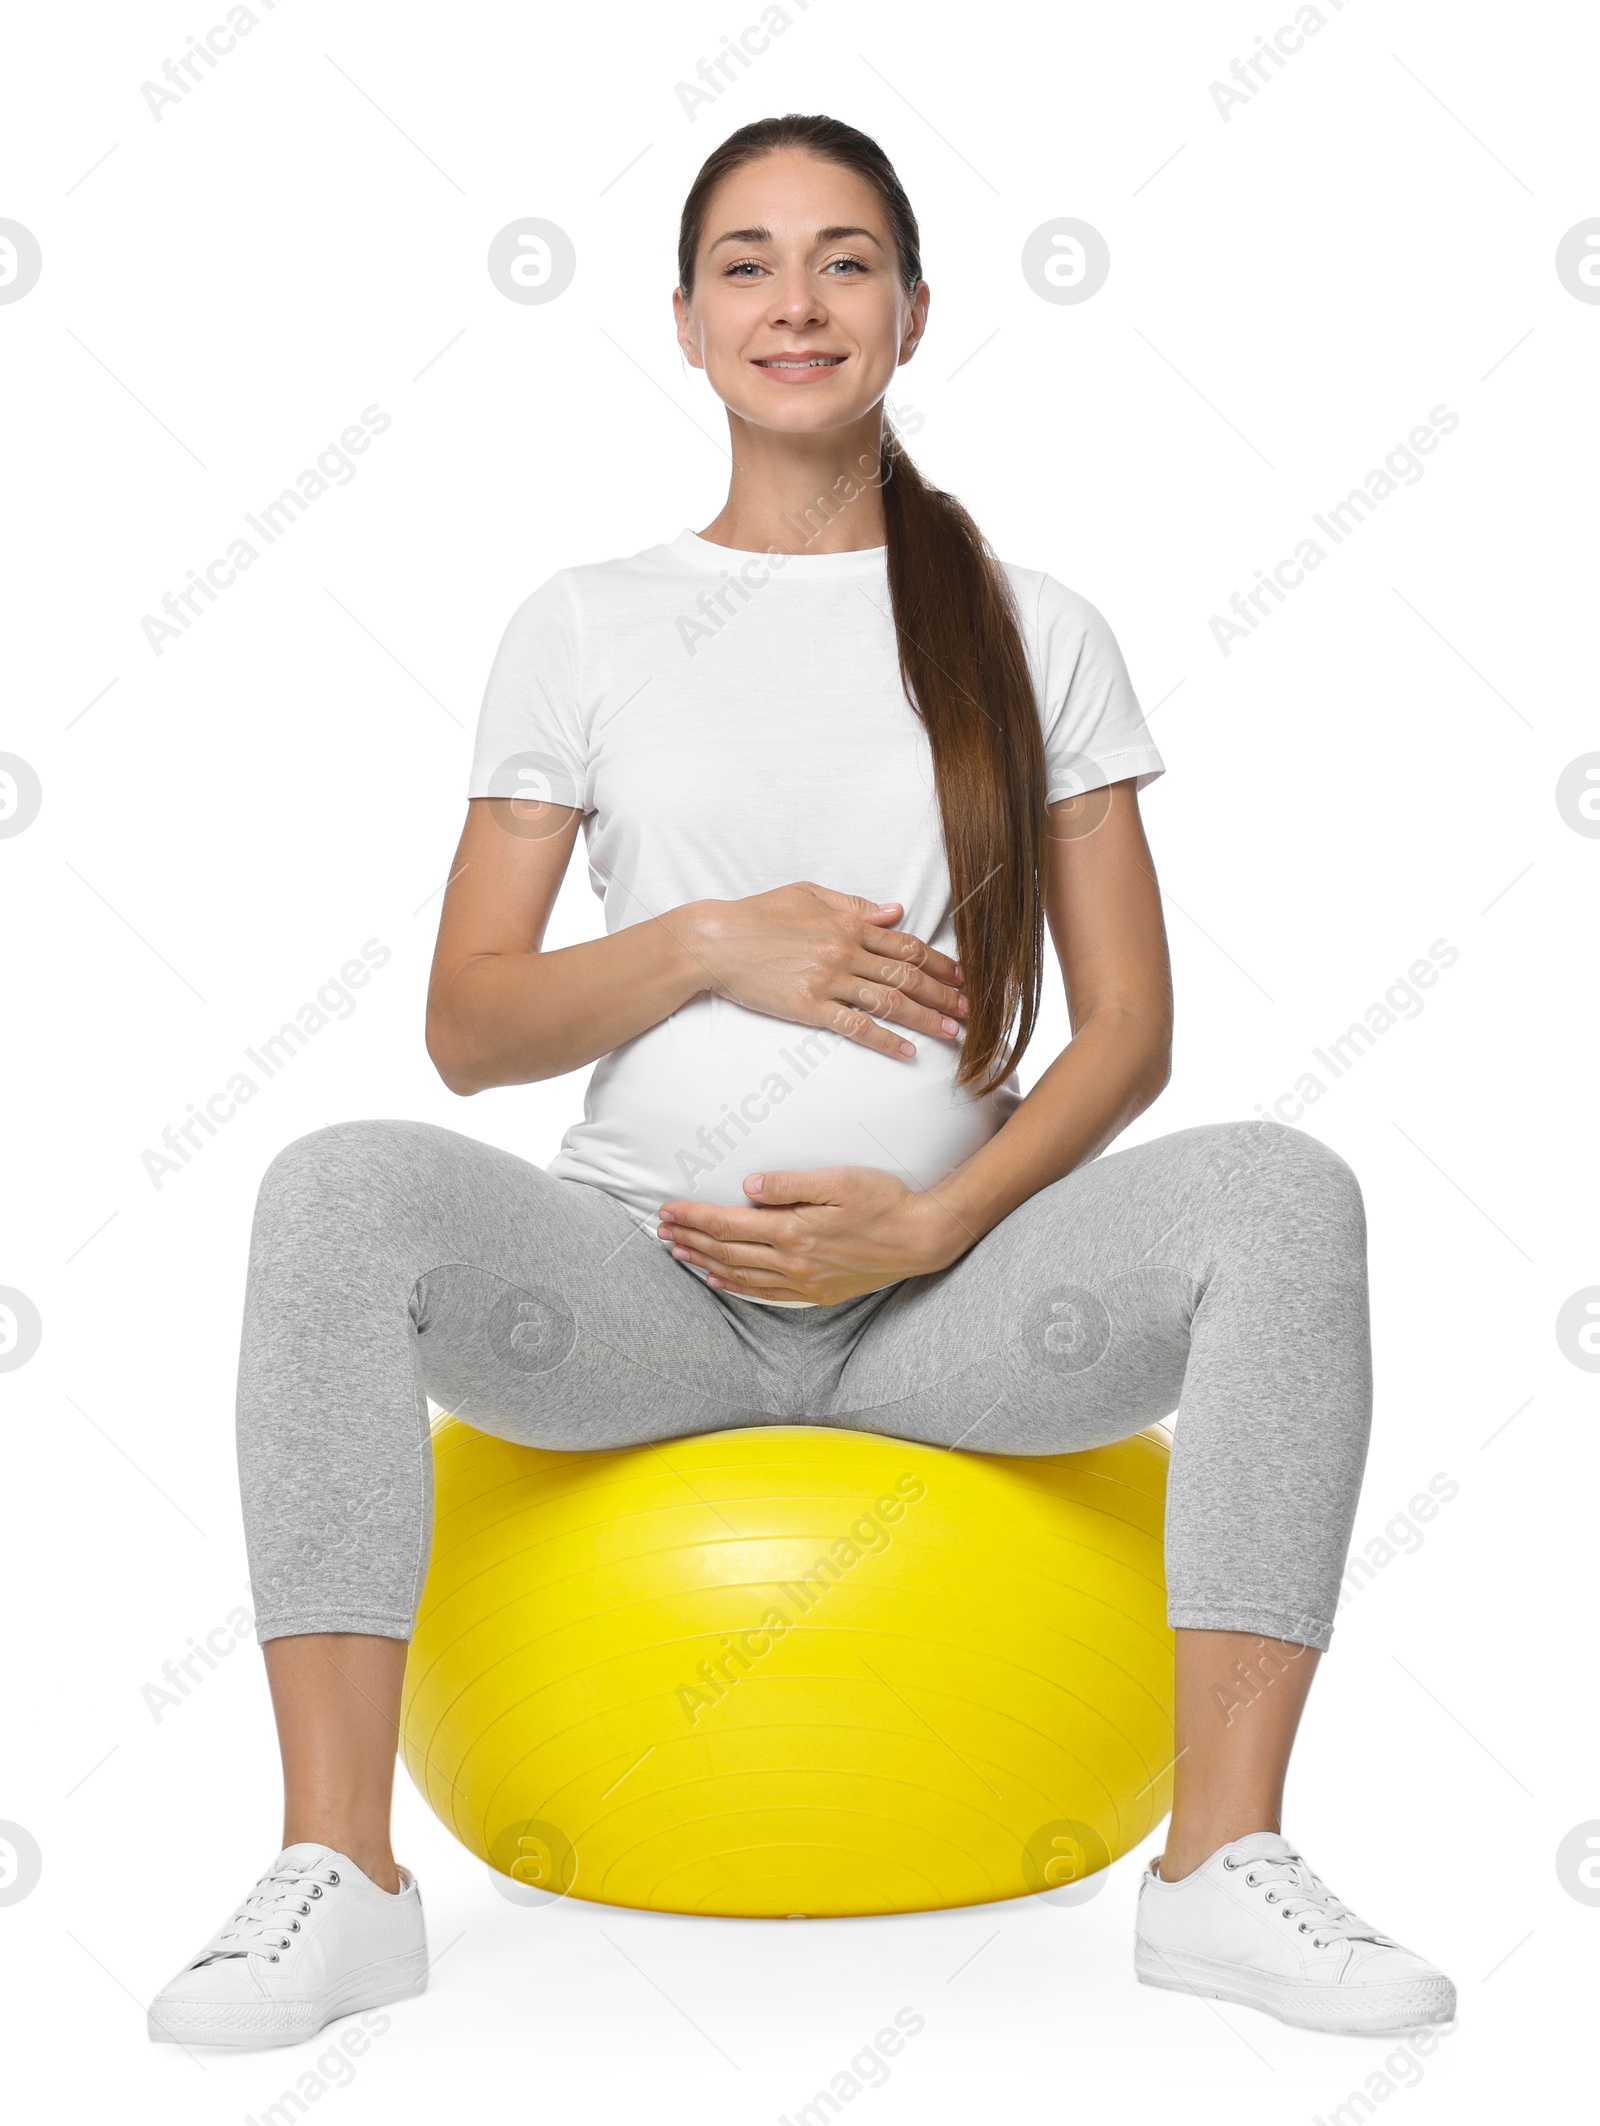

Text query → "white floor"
[10,1662,1582,2126]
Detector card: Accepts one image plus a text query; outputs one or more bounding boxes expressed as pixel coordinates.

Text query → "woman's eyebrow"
[706,224,887,253]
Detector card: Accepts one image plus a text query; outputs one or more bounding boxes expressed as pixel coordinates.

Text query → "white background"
[2,0,1595,2118]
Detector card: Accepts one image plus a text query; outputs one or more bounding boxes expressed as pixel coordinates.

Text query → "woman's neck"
[698,409,888,556]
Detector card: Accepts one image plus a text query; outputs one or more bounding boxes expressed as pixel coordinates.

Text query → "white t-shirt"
[468,528,1165,1303]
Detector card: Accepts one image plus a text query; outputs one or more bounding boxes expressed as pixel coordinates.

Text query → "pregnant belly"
[558,994,1014,1220]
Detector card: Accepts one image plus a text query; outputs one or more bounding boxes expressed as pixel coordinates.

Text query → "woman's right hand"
[677,883,967,1060]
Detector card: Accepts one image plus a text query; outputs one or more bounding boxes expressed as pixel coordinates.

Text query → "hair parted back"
[677,112,1047,1099]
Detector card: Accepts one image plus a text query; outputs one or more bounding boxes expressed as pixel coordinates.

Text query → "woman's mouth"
[751,354,848,384]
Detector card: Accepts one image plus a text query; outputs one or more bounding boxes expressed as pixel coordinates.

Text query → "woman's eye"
[722,255,870,279]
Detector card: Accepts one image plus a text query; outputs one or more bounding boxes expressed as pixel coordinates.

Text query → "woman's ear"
[898,279,930,366]
[672,286,705,372]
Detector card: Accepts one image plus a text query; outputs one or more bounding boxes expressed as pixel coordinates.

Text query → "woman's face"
[674,147,928,438]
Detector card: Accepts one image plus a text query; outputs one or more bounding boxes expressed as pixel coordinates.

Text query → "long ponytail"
[678,114,1047,1097]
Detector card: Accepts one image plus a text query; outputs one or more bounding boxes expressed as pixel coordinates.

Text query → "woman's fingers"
[803,888,960,984]
[840,953,967,1042]
[863,954,967,1019]
[817,981,960,1057]
[808,884,903,922]
[848,978,963,1042]
[827,923,966,1050]
[705,1267,810,1297]
[669,1236,784,1273]
[826,1004,920,1060]
[660,1221,795,1281]
[860,924,964,989]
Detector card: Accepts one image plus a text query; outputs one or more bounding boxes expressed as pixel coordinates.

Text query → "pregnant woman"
[150,114,1455,2050]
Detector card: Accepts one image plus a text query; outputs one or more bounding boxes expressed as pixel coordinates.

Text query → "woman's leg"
[236,1117,779,1881]
[151,1118,792,2048]
[1163,1629,1320,1878]
[265,1635,409,1892]
[820,1118,1372,1864]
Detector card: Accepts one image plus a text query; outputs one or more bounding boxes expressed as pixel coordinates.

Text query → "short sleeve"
[467,572,590,812]
[1030,572,1165,801]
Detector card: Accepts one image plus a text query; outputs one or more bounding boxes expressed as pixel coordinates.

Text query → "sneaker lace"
[1227,1849,1394,1951]
[193,1857,342,1965]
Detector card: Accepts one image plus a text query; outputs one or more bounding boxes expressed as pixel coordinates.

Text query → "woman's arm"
[658,779,1172,1300]
[426,800,699,1093]
[425,798,971,1095]
[912,775,1173,1262]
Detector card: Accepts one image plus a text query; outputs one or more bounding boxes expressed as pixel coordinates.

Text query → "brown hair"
[676,113,1046,1098]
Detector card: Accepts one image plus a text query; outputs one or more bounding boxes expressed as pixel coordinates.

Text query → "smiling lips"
[752,352,848,384]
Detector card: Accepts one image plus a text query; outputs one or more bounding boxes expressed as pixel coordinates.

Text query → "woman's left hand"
[657,1167,968,1306]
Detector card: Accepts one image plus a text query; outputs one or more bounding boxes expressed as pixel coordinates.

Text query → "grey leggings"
[236,1116,1372,1653]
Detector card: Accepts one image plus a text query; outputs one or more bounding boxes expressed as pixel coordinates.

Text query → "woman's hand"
[657,1166,972,1305]
[677,885,967,1061]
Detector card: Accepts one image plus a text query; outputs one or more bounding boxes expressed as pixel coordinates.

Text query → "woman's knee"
[254,1118,423,1229]
[1203,1119,1366,1253]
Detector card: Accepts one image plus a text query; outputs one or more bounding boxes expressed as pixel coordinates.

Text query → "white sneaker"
[1135,1831,1456,2036]
[148,1843,428,2050]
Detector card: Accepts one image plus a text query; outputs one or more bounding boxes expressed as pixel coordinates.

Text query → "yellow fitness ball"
[400,1417,1175,1918]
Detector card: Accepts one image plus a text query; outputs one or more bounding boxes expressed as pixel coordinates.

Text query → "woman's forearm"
[912,1005,1171,1267]
[428,872,970,1098]
[428,905,712,1093]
